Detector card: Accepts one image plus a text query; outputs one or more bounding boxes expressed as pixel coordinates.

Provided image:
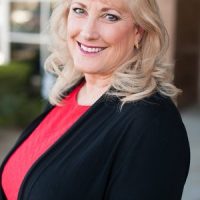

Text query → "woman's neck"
[77,74,112,106]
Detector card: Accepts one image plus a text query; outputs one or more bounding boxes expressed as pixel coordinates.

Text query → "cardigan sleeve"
[104,111,190,200]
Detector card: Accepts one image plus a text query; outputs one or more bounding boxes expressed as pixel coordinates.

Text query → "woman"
[0,0,190,199]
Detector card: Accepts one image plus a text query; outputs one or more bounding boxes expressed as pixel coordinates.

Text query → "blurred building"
[174,0,200,108]
[0,0,200,107]
[158,0,200,108]
[0,0,55,64]
[0,0,56,98]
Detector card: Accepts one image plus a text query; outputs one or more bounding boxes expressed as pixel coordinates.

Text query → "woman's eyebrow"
[101,7,126,16]
[101,7,119,12]
[71,1,123,14]
[71,2,87,8]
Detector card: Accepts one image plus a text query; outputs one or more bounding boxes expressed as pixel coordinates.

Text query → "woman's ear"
[134,25,144,49]
[135,25,144,44]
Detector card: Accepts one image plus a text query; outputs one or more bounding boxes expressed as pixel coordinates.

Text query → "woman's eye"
[72,8,85,15]
[104,14,120,22]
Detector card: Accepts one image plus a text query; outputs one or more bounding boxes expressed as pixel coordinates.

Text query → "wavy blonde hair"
[44,0,181,105]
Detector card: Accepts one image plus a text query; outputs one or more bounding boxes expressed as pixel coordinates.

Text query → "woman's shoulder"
[114,92,181,122]
[110,92,187,140]
[109,92,189,163]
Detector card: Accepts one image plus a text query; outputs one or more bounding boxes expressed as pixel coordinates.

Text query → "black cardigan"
[0,90,190,200]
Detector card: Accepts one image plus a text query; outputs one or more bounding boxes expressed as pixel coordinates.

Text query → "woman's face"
[67,0,140,76]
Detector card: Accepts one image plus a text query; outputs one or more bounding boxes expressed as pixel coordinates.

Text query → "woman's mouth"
[77,42,107,54]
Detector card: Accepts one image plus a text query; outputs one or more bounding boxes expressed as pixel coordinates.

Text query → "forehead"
[70,0,130,12]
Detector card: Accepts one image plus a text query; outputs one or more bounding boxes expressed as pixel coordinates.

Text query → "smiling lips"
[77,42,107,54]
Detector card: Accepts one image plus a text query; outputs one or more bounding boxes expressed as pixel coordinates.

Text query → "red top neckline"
[2,83,90,200]
[62,81,90,108]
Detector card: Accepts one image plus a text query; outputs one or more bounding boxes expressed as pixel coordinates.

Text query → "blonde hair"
[44,0,181,105]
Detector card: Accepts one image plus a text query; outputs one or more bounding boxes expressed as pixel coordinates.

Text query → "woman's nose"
[80,17,99,40]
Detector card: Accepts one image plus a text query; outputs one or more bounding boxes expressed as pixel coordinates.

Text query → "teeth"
[80,44,103,53]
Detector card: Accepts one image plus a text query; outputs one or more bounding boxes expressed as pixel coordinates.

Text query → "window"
[10,2,40,33]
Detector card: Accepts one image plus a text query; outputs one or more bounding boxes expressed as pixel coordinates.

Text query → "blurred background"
[0,0,199,199]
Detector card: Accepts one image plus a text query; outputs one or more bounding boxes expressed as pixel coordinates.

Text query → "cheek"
[102,24,135,48]
[101,24,136,67]
[67,15,80,39]
[67,19,78,56]
[67,23,75,39]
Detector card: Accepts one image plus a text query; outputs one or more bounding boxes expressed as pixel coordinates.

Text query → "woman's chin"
[74,66,98,74]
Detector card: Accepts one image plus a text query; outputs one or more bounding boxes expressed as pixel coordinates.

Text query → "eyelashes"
[72,8,85,15]
[103,14,120,22]
[72,7,121,22]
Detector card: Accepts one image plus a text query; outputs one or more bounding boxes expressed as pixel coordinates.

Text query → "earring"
[135,42,139,49]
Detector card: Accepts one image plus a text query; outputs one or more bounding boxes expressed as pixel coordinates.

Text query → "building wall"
[157,0,177,63]
[174,0,200,107]
[158,0,200,107]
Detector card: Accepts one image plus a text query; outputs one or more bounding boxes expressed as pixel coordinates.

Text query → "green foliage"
[0,61,45,128]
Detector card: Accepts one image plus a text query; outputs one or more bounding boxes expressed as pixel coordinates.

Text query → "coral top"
[2,83,90,200]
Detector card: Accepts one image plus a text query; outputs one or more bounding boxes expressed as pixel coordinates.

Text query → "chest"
[3,108,133,200]
[16,120,128,200]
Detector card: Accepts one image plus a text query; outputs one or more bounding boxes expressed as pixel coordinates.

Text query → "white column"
[157,0,177,63]
[40,0,55,99]
[40,1,51,67]
[0,0,10,64]
[0,1,3,64]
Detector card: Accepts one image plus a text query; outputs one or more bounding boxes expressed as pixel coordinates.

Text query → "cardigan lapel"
[0,78,114,199]
[0,103,54,200]
[0,78,86,199]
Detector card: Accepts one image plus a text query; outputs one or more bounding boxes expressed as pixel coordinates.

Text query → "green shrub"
[0,61,45,128]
